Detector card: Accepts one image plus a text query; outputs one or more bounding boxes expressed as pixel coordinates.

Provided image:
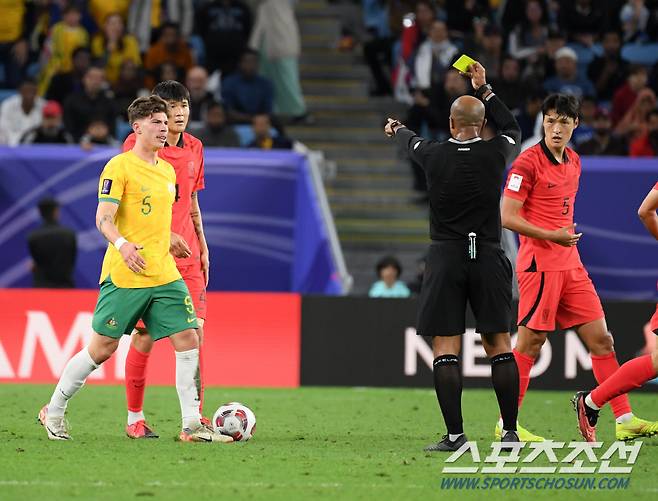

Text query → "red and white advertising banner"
[0,289,301,387]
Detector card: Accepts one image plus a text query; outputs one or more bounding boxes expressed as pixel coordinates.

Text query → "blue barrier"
[0,145,342,294]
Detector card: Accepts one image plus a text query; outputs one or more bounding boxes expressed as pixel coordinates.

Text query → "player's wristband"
[114,237,127,251]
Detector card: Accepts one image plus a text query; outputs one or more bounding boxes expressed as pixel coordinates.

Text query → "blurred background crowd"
[2,0,658,296]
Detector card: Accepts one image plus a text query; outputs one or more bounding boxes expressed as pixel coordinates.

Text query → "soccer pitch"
[1,385,657,500]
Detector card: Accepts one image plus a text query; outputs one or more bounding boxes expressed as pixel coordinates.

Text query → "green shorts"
[92,277,198,340]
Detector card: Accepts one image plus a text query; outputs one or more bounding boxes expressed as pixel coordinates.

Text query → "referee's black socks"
[433,354,463,436]
[490,352,519,432]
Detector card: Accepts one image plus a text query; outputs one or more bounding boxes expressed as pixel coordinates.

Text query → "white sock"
[585,393,600,411]
[497,417,504,429]
[448,433,463,442]
[175,348,201,430]
[48,349,99,418]
[127,410,145,426]
[616,412,633,424]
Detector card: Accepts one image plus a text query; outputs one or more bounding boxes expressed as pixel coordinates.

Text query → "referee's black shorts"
[416,240,513,337]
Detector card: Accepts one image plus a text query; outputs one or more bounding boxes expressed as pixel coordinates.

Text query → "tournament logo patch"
[106,317,118,329]
[101,179,113,195]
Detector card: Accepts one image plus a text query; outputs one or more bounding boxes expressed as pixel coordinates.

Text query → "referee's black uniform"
[394,92,521,337]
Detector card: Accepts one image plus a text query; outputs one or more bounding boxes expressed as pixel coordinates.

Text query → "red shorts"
[135,266,206,330]
[517,266,604,331]
[650,305,658,334]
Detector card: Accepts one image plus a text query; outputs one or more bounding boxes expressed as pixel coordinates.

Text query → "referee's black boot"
[500,430,521,450]
[424,433,467,452]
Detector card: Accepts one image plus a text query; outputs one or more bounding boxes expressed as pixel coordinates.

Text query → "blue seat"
[621,43,658,65]
[188,35,205,67]
[0,89,16,103]
[233,125,279,147]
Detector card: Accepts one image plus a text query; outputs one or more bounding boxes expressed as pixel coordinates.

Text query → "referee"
[385,62,522,451]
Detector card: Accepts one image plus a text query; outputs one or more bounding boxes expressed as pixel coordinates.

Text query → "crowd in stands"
[0,0,303,150]
[362,0,658,195]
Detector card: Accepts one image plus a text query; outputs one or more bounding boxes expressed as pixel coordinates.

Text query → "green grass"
[1,384,657,500]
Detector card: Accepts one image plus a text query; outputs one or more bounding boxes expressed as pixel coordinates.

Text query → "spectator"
[507,0,548,63]
[493,56,526,112]
[629,109,658,156]
[516,91,545,141]
[63,66,116,141]
[192,101,240,147]
[543,46,595,98]
[128,0,194,53]
[0,0,30,88]
[249,0,307,120]
[572,95,597,145]
[20,101,74,145]
[362,0,414,96]
[27,197,77,289]
[88,0,130,29]
[113,60,146,120]
[222,49,274,124]
[472,24,504,81]
[80,119,120,150]
[578,108,628,156]
[38,4,89,95]
[0,78,44,146]
[368,256,410,298]
[445,0,489,38]
[195,0,252,75]
[392,0,436,103]
[186,65,216,124]
[156,61,184,85]
[611,65,649,126]
[91,13,141,84]
[523,27,566,84]
[560,0,604,43]
[620,0,650,42]
[616,87,657,138]
[587,30,628,102]
[144,22,194,89]
[46,47,92,104]
[413,20,458,93]
[248,114,292,150]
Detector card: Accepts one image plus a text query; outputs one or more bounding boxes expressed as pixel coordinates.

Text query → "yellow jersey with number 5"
[97,151,181,288]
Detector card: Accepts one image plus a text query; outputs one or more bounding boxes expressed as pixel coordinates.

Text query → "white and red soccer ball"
[212,402,256,442]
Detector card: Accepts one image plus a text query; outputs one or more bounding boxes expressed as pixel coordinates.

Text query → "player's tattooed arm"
[191,191,210,286]
[95,201,121,243]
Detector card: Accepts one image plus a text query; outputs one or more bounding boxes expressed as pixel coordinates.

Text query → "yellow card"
[452,54,477,74]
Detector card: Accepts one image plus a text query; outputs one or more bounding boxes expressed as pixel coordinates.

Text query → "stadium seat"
[0,89,16,103]
[115,119,132,142]
[188,35,206,67]
[232,125,279,147]
[621,43,658,65]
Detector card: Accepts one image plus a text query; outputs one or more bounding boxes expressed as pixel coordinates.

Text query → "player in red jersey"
[574,184,658,441]
[501,94,658,442]
[122,81,211,438]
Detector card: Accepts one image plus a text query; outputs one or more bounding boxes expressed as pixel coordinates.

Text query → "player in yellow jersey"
[38,95,230,443]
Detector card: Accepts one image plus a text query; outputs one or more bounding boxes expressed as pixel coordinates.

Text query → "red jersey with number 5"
[123,132,205,269]
[503,139,583,272]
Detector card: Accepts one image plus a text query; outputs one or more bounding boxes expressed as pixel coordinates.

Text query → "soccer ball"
[212,402,256,442]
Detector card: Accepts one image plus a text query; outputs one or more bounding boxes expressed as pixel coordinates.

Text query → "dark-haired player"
[501,94,658,441]
[122,81,210,439]
[573,184,658,441]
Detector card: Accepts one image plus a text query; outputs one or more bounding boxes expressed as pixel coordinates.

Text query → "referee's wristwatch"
[475,83,493,100]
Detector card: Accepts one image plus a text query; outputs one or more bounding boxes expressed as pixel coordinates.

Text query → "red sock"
[125,345,150,413]
[591,355,656,409]
[513,349,534,409]
[590,352,633,418]
[198,342,205,416]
